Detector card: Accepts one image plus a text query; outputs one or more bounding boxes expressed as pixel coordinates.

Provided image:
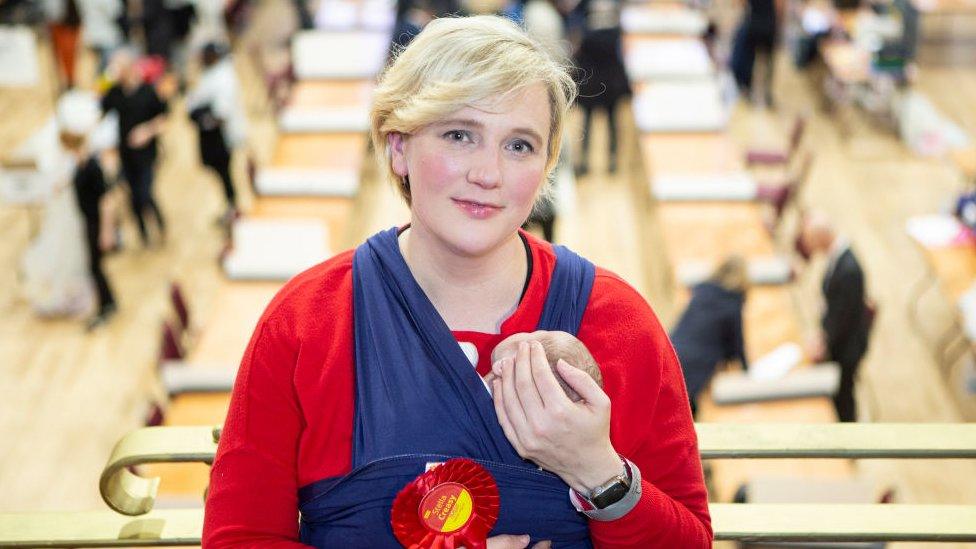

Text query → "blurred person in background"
[101,48,169,246]
[59,90,119,330]
[730,0,778,107]
[77,0,124,74]
[522,0,567,242]
[669,256,749,418]
[44,0,82,88]
[573,0,629,176]
[955,178,976,234]
[801,212,871,422]
[389,0,436,53]
[186,41,247,223]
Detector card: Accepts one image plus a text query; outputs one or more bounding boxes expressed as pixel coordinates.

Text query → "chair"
[758,154,814,235]
[746,115,806,166]
[169,282,190,335]
[159,321,185,363]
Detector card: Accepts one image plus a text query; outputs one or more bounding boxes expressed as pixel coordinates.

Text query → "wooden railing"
[1,423,975,547]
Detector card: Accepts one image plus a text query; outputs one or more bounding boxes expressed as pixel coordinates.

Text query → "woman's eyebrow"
[436,118,544,145]
[511,127,544,146]
[436,118,483,129]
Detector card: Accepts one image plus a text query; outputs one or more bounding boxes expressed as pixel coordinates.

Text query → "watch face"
[591,480,630,510]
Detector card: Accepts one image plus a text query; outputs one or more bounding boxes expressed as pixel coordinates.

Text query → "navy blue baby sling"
[297,227,597,548]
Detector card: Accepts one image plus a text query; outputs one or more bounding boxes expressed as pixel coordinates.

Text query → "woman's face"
[389,83,552,258]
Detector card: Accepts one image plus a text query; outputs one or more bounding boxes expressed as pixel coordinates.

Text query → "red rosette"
[391,458,500,549]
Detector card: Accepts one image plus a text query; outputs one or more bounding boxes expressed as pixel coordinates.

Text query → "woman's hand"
[485,535,551,548]
[491,340,623,495]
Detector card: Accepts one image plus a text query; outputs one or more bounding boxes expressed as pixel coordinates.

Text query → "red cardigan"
[203,234,712,547]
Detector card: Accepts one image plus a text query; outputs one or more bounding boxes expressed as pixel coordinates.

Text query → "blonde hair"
[370,15,577,204]
[709,255,749,293]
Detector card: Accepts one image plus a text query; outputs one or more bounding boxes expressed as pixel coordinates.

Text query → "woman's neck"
[399,226,527,333]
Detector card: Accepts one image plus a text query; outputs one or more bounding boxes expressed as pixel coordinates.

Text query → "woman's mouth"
[452,198,502,219]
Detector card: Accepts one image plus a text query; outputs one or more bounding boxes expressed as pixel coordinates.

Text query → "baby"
[486,331,604,402]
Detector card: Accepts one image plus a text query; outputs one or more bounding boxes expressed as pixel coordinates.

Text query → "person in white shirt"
[186,42,247,221]
[77,0,123,72]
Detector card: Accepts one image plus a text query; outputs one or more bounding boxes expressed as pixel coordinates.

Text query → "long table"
[624,1,851,504]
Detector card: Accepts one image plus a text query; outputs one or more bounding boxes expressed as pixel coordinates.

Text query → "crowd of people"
[9,0,248,330]
[3,0,975,545]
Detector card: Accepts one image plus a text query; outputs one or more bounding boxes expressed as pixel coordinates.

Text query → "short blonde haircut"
[370,15,577,204]
[709,255,749,293]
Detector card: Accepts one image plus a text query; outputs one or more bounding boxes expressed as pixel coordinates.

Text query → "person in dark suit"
[57,90,118,330]
[802,213,871,422]
[573,0,630,176]
[670,256,749,418]
[730,0,778,107]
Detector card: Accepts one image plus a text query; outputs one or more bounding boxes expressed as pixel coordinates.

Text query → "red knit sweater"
[203,234,712,547]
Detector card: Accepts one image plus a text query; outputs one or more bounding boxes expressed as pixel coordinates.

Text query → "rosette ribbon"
[391,458,500,549]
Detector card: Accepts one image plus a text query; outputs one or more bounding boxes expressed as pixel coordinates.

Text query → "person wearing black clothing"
[670,257,749,417]
[573,0,630,176]
[730,0,778,106]
[57,90,118,329]
[802,214,871,422]
[186,42,246,221]
[101,50,168,245]
[73,152,117,329]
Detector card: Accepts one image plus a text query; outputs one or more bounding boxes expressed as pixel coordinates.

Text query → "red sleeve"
[202,251,357,548]
[202,311,311,548]
[578,271,712,548]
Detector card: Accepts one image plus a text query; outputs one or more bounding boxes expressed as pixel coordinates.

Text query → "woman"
[204,16,710,547]
[670,257,749,418]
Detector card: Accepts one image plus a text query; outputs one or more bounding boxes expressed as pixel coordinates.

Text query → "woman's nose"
[466,148,501,189]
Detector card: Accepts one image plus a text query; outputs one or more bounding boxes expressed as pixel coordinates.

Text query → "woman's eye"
[508,139,535,154]
[444,130,470,142]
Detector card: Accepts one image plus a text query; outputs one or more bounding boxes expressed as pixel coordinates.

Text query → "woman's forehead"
[435,84,551,135]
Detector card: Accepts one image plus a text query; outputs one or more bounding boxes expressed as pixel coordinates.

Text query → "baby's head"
[489,331,603,402]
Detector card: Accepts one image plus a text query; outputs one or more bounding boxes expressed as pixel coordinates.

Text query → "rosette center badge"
[391,458,500,549]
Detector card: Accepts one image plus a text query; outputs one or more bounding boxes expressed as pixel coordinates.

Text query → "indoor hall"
[1,0,975,545]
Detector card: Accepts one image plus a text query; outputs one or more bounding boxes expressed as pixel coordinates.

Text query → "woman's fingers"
[513,341,544,416]
[556,359,610,409]
[498,356,531,448]
[529,341,572,409]
[492,378,526,456]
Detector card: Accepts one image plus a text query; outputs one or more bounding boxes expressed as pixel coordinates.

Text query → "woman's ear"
[388,132,408,178]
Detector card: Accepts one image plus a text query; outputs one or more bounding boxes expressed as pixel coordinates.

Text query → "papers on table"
[711,363,841,404]
[652,171,757,201]
[255,168,360,197]
[677,256,793,286]
[633,81,728,132]
[223,219,331,280]
[749,343,804,381]
[906,215,969,247]
[278,106,370,133]
[314,0,395,31]
[292,31,390,80]
[621,5,709,36]
[160,361,237,395]
[625,39,714,81]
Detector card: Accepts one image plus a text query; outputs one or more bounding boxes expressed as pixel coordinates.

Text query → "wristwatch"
[582,459,632,509]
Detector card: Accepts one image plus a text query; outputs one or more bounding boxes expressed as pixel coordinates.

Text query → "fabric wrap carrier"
[298,227,597,548]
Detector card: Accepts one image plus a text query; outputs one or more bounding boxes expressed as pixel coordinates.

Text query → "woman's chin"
[440,225,520,259]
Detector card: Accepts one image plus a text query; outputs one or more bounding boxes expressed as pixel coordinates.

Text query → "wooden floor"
[1,20,975,548]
